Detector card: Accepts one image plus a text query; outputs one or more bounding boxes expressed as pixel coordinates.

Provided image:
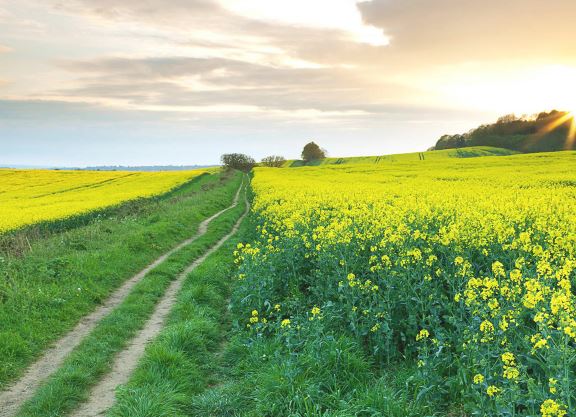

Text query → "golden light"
[541,111,576,150]
[567,113,576,150]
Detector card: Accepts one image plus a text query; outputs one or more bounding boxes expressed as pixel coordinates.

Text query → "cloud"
[0,44,11,53]
[52,55,425,116]
[358,0,576,64]
[49,0,389,69]
[0,4,45,34]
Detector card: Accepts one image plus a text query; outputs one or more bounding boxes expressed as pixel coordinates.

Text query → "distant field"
[0,169,206,233]
[285,146,517,167]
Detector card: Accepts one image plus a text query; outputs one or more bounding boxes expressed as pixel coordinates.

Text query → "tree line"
[221,141,327,172]
[432,110,575,153]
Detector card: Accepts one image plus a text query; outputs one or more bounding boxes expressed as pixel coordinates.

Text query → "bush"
[221,154,255,172]
[261,155,286,168]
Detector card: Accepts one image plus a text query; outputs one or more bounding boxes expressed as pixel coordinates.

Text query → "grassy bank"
[16,186,248,417]
[0,170,241,388]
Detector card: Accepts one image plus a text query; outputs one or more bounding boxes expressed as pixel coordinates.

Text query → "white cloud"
[216,0,388,46]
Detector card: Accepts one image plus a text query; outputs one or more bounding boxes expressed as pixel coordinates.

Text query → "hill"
[433,110,575,153]
[284,146,517,167]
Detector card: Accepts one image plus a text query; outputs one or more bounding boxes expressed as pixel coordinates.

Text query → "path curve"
[72,179,250,417]
[0,178,245,417]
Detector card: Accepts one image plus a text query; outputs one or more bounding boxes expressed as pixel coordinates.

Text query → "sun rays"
[540,111,576,150]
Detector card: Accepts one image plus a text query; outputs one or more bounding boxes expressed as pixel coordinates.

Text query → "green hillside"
[285,146,517,167]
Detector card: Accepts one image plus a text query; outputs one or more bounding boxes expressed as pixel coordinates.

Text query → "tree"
[496,114,518,124]
[301,141,326,162]
[261,155,286,168]
[220,153,256,172]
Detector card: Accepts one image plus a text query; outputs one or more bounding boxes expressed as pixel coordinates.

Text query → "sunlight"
[425,65,576,115]
[540,111,576,150]
[567,113,576,150]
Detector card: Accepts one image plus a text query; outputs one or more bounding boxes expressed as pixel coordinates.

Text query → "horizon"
[1,0,576,166]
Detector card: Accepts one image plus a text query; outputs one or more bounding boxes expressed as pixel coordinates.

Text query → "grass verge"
[0,170,241,388]
[16,184,248,417]
[106,189,251,417]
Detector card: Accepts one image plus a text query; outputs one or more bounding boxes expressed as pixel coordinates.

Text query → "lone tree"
[221,153,256,172]
[261,155,286,168]
[301,141,326,162]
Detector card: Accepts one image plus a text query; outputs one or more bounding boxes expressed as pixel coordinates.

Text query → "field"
[284,146,518,167]
[219,151,576,416]
[0,169,206,233]
[1,151,575,417]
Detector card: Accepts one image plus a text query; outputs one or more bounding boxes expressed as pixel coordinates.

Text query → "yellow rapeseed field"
[235,151,576,416]
[0,169,206,233]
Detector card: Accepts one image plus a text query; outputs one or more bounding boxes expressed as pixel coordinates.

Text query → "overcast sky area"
[1,0,576,166]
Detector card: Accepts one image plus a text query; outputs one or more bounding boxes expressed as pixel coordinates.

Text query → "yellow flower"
[311,306,321,316]
[509,268,522,282]
[416,329,430,341]
[503,366,519,381]
[280,319,291,328]
[492,261,505,277]
[540,399,567,417]
[501,352,515,366]
[480,320,494,333]
[251,310,258,317]
[486,385,500,397]
[473,374,484,384]
[549,378,557,394]
[532,335,549,352]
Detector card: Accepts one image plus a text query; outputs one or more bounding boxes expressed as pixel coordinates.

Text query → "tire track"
[0,179,245,417]
[71,179,250,417]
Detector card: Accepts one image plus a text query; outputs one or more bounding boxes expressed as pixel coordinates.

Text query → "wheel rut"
[0,179,245,417]
[72,180,249,417]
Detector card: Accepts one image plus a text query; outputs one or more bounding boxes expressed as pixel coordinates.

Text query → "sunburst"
[567,113,576,150]
[541,111,576,150]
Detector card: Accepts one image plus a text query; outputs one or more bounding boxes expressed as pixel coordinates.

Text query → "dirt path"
[71,182,250,417]
[0,179,245,417]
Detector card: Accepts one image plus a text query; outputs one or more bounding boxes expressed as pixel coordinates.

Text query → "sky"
[1,0,576,166]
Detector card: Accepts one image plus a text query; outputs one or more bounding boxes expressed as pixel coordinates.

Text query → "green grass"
[284,146,518,167]
[106,189,251,417]
[179,308,444,417]
[16,183,248,417]
[0,170,242,388]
